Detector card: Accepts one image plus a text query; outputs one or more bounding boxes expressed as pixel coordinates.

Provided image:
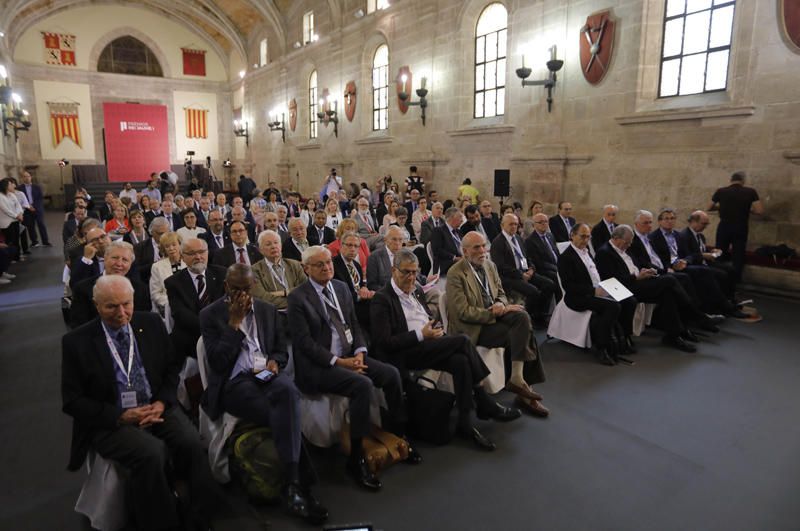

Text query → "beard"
[188,262,207,275]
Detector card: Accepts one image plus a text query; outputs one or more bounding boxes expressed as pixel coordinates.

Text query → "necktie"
[473,266,493,308]
[322,285,351,353]
[215,235,223,248]
[166,215,172,229]
[196,274,209,306]
[272,262,287,288]
[697,233,706,252]
[347,262,360,288]
[362,214,374,232]
[432,218,438,227]
[542,233,557,261]
[318,228,324,243]
[114,328,150,404]
[296,239,308,252]
[452,229,461,244]
[510,237,526,271]
[237,248,246,264]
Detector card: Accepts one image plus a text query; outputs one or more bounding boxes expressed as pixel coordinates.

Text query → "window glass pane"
[475,64,485,91]
[705,49,729,90]
[476,36,485,63]
[660,58,681,96]
[486,32,498,61]
[498,29,507,58]
[374,44,388,67]
[679,52,707,94]
[476,3,507,36]
[683,11,711,54]
[663,19,684,57]
[475,93,484,118]
[484,89,496,118]
[497,87,505,115]
[485,61,497,89]
[686,0,712,14]
[709,5,734,48]
[666,0,686,17]
[497,58,506,87]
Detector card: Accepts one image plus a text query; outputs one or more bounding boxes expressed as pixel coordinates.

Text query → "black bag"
[406,375,455,445]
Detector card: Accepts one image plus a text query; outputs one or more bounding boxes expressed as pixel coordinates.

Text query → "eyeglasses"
[230,228,247,234]
[183,250,208,257]
[395,268,419,277]
[308,260,333,268]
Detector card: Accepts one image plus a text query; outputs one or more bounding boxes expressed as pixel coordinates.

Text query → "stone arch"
[89,26,172,78]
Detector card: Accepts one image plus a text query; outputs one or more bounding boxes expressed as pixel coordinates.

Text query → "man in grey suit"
[353,196,383,250]
[419,201,444,246]
[366,225,404,291]
[251,230,307,311]
[288,246,422,491]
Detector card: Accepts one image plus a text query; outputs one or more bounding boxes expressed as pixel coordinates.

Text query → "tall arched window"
[259,38,268,66]
[97,36,163,77]
[309,70,318,139]
[372,44,389,131]
[474,3,507,118]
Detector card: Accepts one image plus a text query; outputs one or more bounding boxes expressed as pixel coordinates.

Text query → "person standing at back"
[707,171,763,282]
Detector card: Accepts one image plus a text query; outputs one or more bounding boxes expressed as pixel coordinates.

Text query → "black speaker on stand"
[493,169,510,207]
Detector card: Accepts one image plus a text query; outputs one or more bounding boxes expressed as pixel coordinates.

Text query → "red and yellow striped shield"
[185,108,208,139]
[48,102,81,147]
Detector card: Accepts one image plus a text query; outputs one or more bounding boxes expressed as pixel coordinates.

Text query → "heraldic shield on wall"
[579,10,616,85]
[781,0,800,51]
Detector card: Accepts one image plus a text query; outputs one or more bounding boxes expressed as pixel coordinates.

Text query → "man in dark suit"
[460,204,499,244]
[681,210,736,299]
[367,226,404,291]
[201,209,230,256]
[590,204,618,251]
[430,207,464,275]
[160,199,183,232]
[227,205,257,243]
[70,227,111,287]
[548,201,576,243]
[96,191,116,222]
[524,213,562,302]
[200,264,328,525]
[306,210,336,246]
[375,191,395,226]
[61,275,221,530]
[419,201,444,246]
[285,192,302,218]
[282,218,308,262]
[404,188,421,215]
[479,200,501,237]
[558,223,633,365]
[165,238,226,361]
[237,174,257,204]
[133,217,170,285]
[490,214,556,325]
[212,220,261,267]
[70,241,151,328]
[371,249,517,451]
[288,245,421,491]
[333,232,374,330]
[63,204,88,244]
[595,225,699,353]
[20,172,51,246]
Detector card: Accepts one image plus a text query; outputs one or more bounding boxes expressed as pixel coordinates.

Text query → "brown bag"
[340,414,409,474]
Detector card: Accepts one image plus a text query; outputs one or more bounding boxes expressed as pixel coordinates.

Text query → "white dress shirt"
[612,242,639,276]
[636,231,664,269]
[503,230,528,270]
[391,279,429,342]
[309,278,366,365]
[229,308,268,380]
[571,243,601,287]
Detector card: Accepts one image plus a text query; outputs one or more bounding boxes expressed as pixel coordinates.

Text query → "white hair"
[257,229,281,246]
[634,209,653,223]
[93,274,134,301]
[301,245,330,265]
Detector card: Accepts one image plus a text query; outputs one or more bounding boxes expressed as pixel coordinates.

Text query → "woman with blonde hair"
[324,197,343,231]
[327,218,371,272]
[149,232,185,315]
[104,204,130,240]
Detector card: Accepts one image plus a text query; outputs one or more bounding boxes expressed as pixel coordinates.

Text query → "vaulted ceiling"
[0,0,302,66]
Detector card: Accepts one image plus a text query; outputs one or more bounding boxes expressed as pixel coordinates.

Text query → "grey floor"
[1,213,799,531]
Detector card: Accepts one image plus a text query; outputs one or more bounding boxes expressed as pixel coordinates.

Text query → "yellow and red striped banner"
[48,102,81,147]
[185,108,208,139]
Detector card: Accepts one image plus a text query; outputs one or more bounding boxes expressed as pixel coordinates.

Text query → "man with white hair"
[282,217,309,262]
[62,275,222,530]
[252,230,307,310]
[134,216,170,284]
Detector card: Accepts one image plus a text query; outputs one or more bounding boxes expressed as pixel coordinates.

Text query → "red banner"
[185,108,208,138]
[49,102,81,147]
[103,103,170,182]
[182,48,206,76]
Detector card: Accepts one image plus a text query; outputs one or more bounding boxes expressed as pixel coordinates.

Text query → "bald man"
[590,204,618,250]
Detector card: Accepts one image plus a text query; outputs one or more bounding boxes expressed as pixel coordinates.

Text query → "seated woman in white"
[149,232,186,315]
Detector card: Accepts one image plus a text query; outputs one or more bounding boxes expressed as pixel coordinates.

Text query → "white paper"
[556,242,571,254]
[598,277,634,302]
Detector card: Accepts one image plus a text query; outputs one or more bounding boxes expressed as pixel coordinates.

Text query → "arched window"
[259,38,268,66]
[309,70,318,139]
[97,36,163,77]
[372,44,389,131]
[474,3,507,118]
[659,0,736,97]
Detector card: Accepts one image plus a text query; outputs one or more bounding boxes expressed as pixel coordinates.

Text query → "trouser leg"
[580,297,621,348]
[315,366,375,440]
[364,356,406,434]
[530,273,556,316]
[35,209,50,244]
[23,210,37,245]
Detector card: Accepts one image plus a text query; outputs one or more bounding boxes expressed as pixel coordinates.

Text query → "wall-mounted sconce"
[233,119,249,146]
[515,45,564,113]
[268,107,286,143]
[316,97,339,137]
[398,74,428,126]
[1,69,32,141]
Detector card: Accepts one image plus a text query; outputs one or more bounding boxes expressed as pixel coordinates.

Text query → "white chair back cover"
[632,302,656,336]
[546,299,592,348]
[74,451,127,531]
[176,357,199,411]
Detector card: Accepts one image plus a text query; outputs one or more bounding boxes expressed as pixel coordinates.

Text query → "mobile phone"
[254,369,275,383]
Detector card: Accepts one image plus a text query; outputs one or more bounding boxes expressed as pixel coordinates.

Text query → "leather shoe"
[514,396,550,418]
[662,334,697,353]
[680,329,700,343]
[596,347,616,366]
[282,482,310,521]
[457,426,496,451]
[346,457,382,491]
[404,442,424,465]
[476,401,522,422]
[505,381,543,401]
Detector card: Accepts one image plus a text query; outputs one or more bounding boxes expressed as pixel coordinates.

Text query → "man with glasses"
[288,246,421,491]
[524,213,562,302]
[212,220,261,267]
[70,227,111,287]
[201,210,230,256]
[333,231,373,330]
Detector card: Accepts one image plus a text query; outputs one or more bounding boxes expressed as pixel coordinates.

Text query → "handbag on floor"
[406,375,455,445]
[228,425,283,504]
[340,413,409,474]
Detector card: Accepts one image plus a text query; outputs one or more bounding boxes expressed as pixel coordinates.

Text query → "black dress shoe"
[662,334,697,353]
[596,347,616,366]
[458,426,496,451]
[346,457,382,491]
[282,482,310,520]
[303,490,329,525]
[476,401,521,422]
[680,329,700,343]
[624,336,637,354]
[404,442,424,465]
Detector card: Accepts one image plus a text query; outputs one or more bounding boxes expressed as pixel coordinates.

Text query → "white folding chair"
[632,302,657,336]
[74,451,127,531]
[426,241,439,275]
[546,273,592,349]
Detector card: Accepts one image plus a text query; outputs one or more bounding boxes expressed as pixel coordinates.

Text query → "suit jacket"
[525,231,559,275]
[251,258,307,309]
[97,203,114,222]
[444,258,507,345]
[557,245,597,310]
[134,238,159,283]
[22,183,45,211]
[648,229,690,269]
[430,223,463,276]
[370,284,432,372]
[461,218,499,243]
[160,213,184,232]
[237,177,257,201]
[212,243,262,268]
[281,238,306,262]
[70,273,151,329]
[306,224,335,246]
[165,265,227,360]
[200,297,287,421]
[201,230,231,256]
[61,313,179,470]
[404,200,419,215]
[354,210,380,238]
[375,204,391,226]
[287,279,365,392]
[548,215,576,243]
[594,242,638,290]
[483,213,501,236]
[628,233,664,273]
[366,246,393,291]
[591,221,615,251]
[333,254,366,302]
[490,231,529,282]
[679,227,707,265]
[69,255,101,287]
[419,216,443,246]
[62,218,81,244]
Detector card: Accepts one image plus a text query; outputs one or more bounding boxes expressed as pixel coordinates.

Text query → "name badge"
[344,328,353,344]
[120,391,138,409]
[253,357,267,372]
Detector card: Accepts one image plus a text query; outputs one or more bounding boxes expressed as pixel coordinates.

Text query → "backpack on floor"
[228,425,283,504]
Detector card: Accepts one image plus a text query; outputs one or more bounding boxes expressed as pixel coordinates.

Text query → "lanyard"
[321,284,345,323]
[468,263,492,300]
[102,324,135,389]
